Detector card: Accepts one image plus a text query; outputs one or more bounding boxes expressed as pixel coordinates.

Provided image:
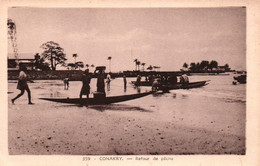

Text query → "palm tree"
[134,59,138,71]
[72,54,78,64]
[107,56,112,72]
[141,62,146,71]
[136,61,141,71]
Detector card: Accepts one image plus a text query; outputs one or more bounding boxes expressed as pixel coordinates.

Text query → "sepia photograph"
[6,7,247,156]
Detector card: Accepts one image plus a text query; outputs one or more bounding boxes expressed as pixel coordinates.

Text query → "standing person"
[11,65,34,104]
[95,69,106,96]
[63,74,69,90]
[106,73,111,91]
[123,74,127,91]
[135,74,141,93]
[80,69,91,99]
[135,74,141,87]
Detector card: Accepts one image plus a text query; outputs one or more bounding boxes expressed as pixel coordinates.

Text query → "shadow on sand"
[57,103,153,113]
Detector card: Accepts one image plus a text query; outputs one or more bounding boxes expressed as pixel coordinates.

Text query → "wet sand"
[8,78,245,155]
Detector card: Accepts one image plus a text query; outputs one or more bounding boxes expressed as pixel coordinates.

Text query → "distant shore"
[8,70,232,81]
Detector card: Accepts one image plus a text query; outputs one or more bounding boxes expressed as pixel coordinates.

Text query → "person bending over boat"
[11,65,34,104]
[180,74,189,88]
[80,69,91,99]
[152,78,160,91]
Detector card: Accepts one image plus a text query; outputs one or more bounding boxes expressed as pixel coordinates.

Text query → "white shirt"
[18,71,27,80]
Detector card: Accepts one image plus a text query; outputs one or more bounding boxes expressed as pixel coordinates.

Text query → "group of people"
[11,66,115,105]
[79,69,108,101]
[135,73,189,91]
[11,65,189,105]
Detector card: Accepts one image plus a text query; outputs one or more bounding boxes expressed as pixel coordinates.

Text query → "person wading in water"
[106,72,111,91]
[123,74,127,91]
[80,69,91,106]
[63,74,70,90]
[11,65,34,104]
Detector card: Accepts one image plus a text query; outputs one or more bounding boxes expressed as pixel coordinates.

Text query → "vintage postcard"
[0,0,259,165]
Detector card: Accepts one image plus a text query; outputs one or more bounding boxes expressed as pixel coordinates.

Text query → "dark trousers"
[13,86,31,103]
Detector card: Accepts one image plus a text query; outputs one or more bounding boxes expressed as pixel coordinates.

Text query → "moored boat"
[40,91,154,105]
[159,81,209,91]
[233,74,246,84]
[131,80,210,90]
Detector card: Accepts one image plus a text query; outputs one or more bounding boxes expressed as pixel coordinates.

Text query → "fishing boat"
[159,80,209,91]
[131,80,209,89]
[233,74,246,84]
[40,91,154,105]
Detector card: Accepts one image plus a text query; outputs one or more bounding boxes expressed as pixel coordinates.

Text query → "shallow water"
[8,74,246,111]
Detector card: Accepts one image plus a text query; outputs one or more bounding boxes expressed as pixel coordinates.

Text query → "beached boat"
[233,74,246,84]
[131,80,209,89]
[40,91,154,105]
[159,81,209,91]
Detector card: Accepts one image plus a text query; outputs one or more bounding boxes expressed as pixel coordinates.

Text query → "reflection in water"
[50,91,62,97]
[181,94,188,99]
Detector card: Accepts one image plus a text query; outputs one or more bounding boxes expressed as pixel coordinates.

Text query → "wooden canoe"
[131,80,209,89]
[40,91,154,105]
[159,81,209,91]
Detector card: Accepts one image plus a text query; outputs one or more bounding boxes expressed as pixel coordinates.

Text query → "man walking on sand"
[11,65,34,104]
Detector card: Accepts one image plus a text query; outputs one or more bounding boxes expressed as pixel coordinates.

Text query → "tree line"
[182,60,230,72]
[34,41,161,72]
[133,58,160,72]
[32,41,230,73]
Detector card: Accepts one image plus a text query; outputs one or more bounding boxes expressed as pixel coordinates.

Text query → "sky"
[8,7,246,71]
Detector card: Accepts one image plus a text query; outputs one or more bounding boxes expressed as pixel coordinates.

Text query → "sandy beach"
[8,76,245,155]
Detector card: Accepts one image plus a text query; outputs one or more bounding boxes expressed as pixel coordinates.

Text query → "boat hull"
[131,81,209,90]
[234,75,246,84]
[159,81,208,91]
[40,91,154,105]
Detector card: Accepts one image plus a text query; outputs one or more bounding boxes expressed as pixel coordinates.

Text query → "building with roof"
[8,53,35,70]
